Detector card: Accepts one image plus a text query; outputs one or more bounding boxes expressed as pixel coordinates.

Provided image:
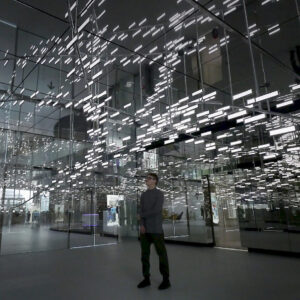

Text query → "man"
[137,173,170,290]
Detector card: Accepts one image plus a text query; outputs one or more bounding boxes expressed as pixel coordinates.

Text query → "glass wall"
[0,0,299,254]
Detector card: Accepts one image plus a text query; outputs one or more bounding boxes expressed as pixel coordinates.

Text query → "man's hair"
[147,173,159,185]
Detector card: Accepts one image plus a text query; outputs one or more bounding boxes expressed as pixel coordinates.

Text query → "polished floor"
[0,238,300,300]
[0,225,117,255]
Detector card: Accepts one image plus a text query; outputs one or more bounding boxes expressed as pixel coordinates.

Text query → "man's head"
[145,173,158,189]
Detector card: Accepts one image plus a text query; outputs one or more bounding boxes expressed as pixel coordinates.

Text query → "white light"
[178,96,189,103]
[92,70,103,80]
[132,29,141,38]
[97,91,107,98]
[185,138,194,144]
[233,89,252,100]
[198,118,209,124]
[264,154,277,160]
[201,131,211,137]
[110,112,119,118]
[219,146,228,151]
[78,17,90,33]
[149,46,158,54]
[230,140,242,146]
[276,100,293,108]
[66,35,78,50]
[269,126,296,136]
[157,13,166,21]
[255,91,279,102]
[203,91,217,101]
[122,136,130,141]
[164,139,175,145]
[206,146,216,151]
[195,139,204,144]
[90,58,101,69]
[231,147,242,153]
[123,60,130,67]
[134,45,143,52]
[228,110,247,120]
[292,84,300,90]
[224,7,236,16]
[197,111,209,118]
[269,28,280,36]
[192,89,203,96]
[261,0,272,5]
[287,147,300,152]
[244,114,266,124]
[183,110,195,117]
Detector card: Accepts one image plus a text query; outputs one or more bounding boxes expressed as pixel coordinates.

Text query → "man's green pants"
[140,233,169,279]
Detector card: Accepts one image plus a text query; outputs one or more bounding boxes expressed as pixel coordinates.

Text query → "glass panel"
[211,173,243,249]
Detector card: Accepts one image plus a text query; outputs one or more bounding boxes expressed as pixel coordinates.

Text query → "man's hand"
[140,225,146,234]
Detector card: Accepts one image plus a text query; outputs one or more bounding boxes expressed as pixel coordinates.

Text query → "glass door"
[69,188,118,249]
[210,173,243,249]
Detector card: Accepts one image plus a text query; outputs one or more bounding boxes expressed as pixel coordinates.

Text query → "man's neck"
[147,185,156,190]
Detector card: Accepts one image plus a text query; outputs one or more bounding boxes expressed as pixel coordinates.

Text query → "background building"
[0,0,299,257]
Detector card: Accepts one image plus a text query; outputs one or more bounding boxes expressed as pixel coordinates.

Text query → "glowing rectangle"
[228,110,247,120]
[233,89,252,100]
[255,91,278,102]
[244,114,266,124]
[269,126,296,136]
[192,89,203,96]
[78,17,90,33]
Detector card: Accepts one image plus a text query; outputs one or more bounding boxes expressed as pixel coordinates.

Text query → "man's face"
[145,175,156,188]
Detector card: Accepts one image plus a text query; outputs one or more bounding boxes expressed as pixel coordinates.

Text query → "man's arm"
[139,193,146,233]
[140,192,164,218]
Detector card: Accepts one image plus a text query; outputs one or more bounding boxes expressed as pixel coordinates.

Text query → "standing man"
[137,173,170,290]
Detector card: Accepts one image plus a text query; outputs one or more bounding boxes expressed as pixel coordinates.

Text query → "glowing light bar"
[164,139,175,145]
[90,58,101,69]
[276,100,293,108]
[264,154,277,160]
[233,89,252,100]
[66,35,78,50]
[230,140,242,146]
[197,111,209,118]
[178,96,189,103]
[292,84,300,90]
[185,138,194,144]
[244,114,266,124]
[192,89,203,96]
[203,91,217,101]
[219,146,228,151]
[269,126,296,136]
[201,131,211,137]
[228,110,247,120]
[195,139,204,144]
[157,13,166,21]
[78,17,90,33]
[255,91,279,102]
[92,70,103,80]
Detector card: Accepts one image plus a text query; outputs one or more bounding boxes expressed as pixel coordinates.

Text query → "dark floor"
[0,225,117,255]
[0,238,300,300]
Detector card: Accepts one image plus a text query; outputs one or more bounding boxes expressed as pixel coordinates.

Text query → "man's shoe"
[137,278,151,288]
[158,279,171,290]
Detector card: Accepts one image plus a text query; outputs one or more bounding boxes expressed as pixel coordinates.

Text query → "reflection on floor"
[0,224,117,255]
[0,239,300,300]
[163,220,243,248]
[214,226,243,249]
[1,220,244,255]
